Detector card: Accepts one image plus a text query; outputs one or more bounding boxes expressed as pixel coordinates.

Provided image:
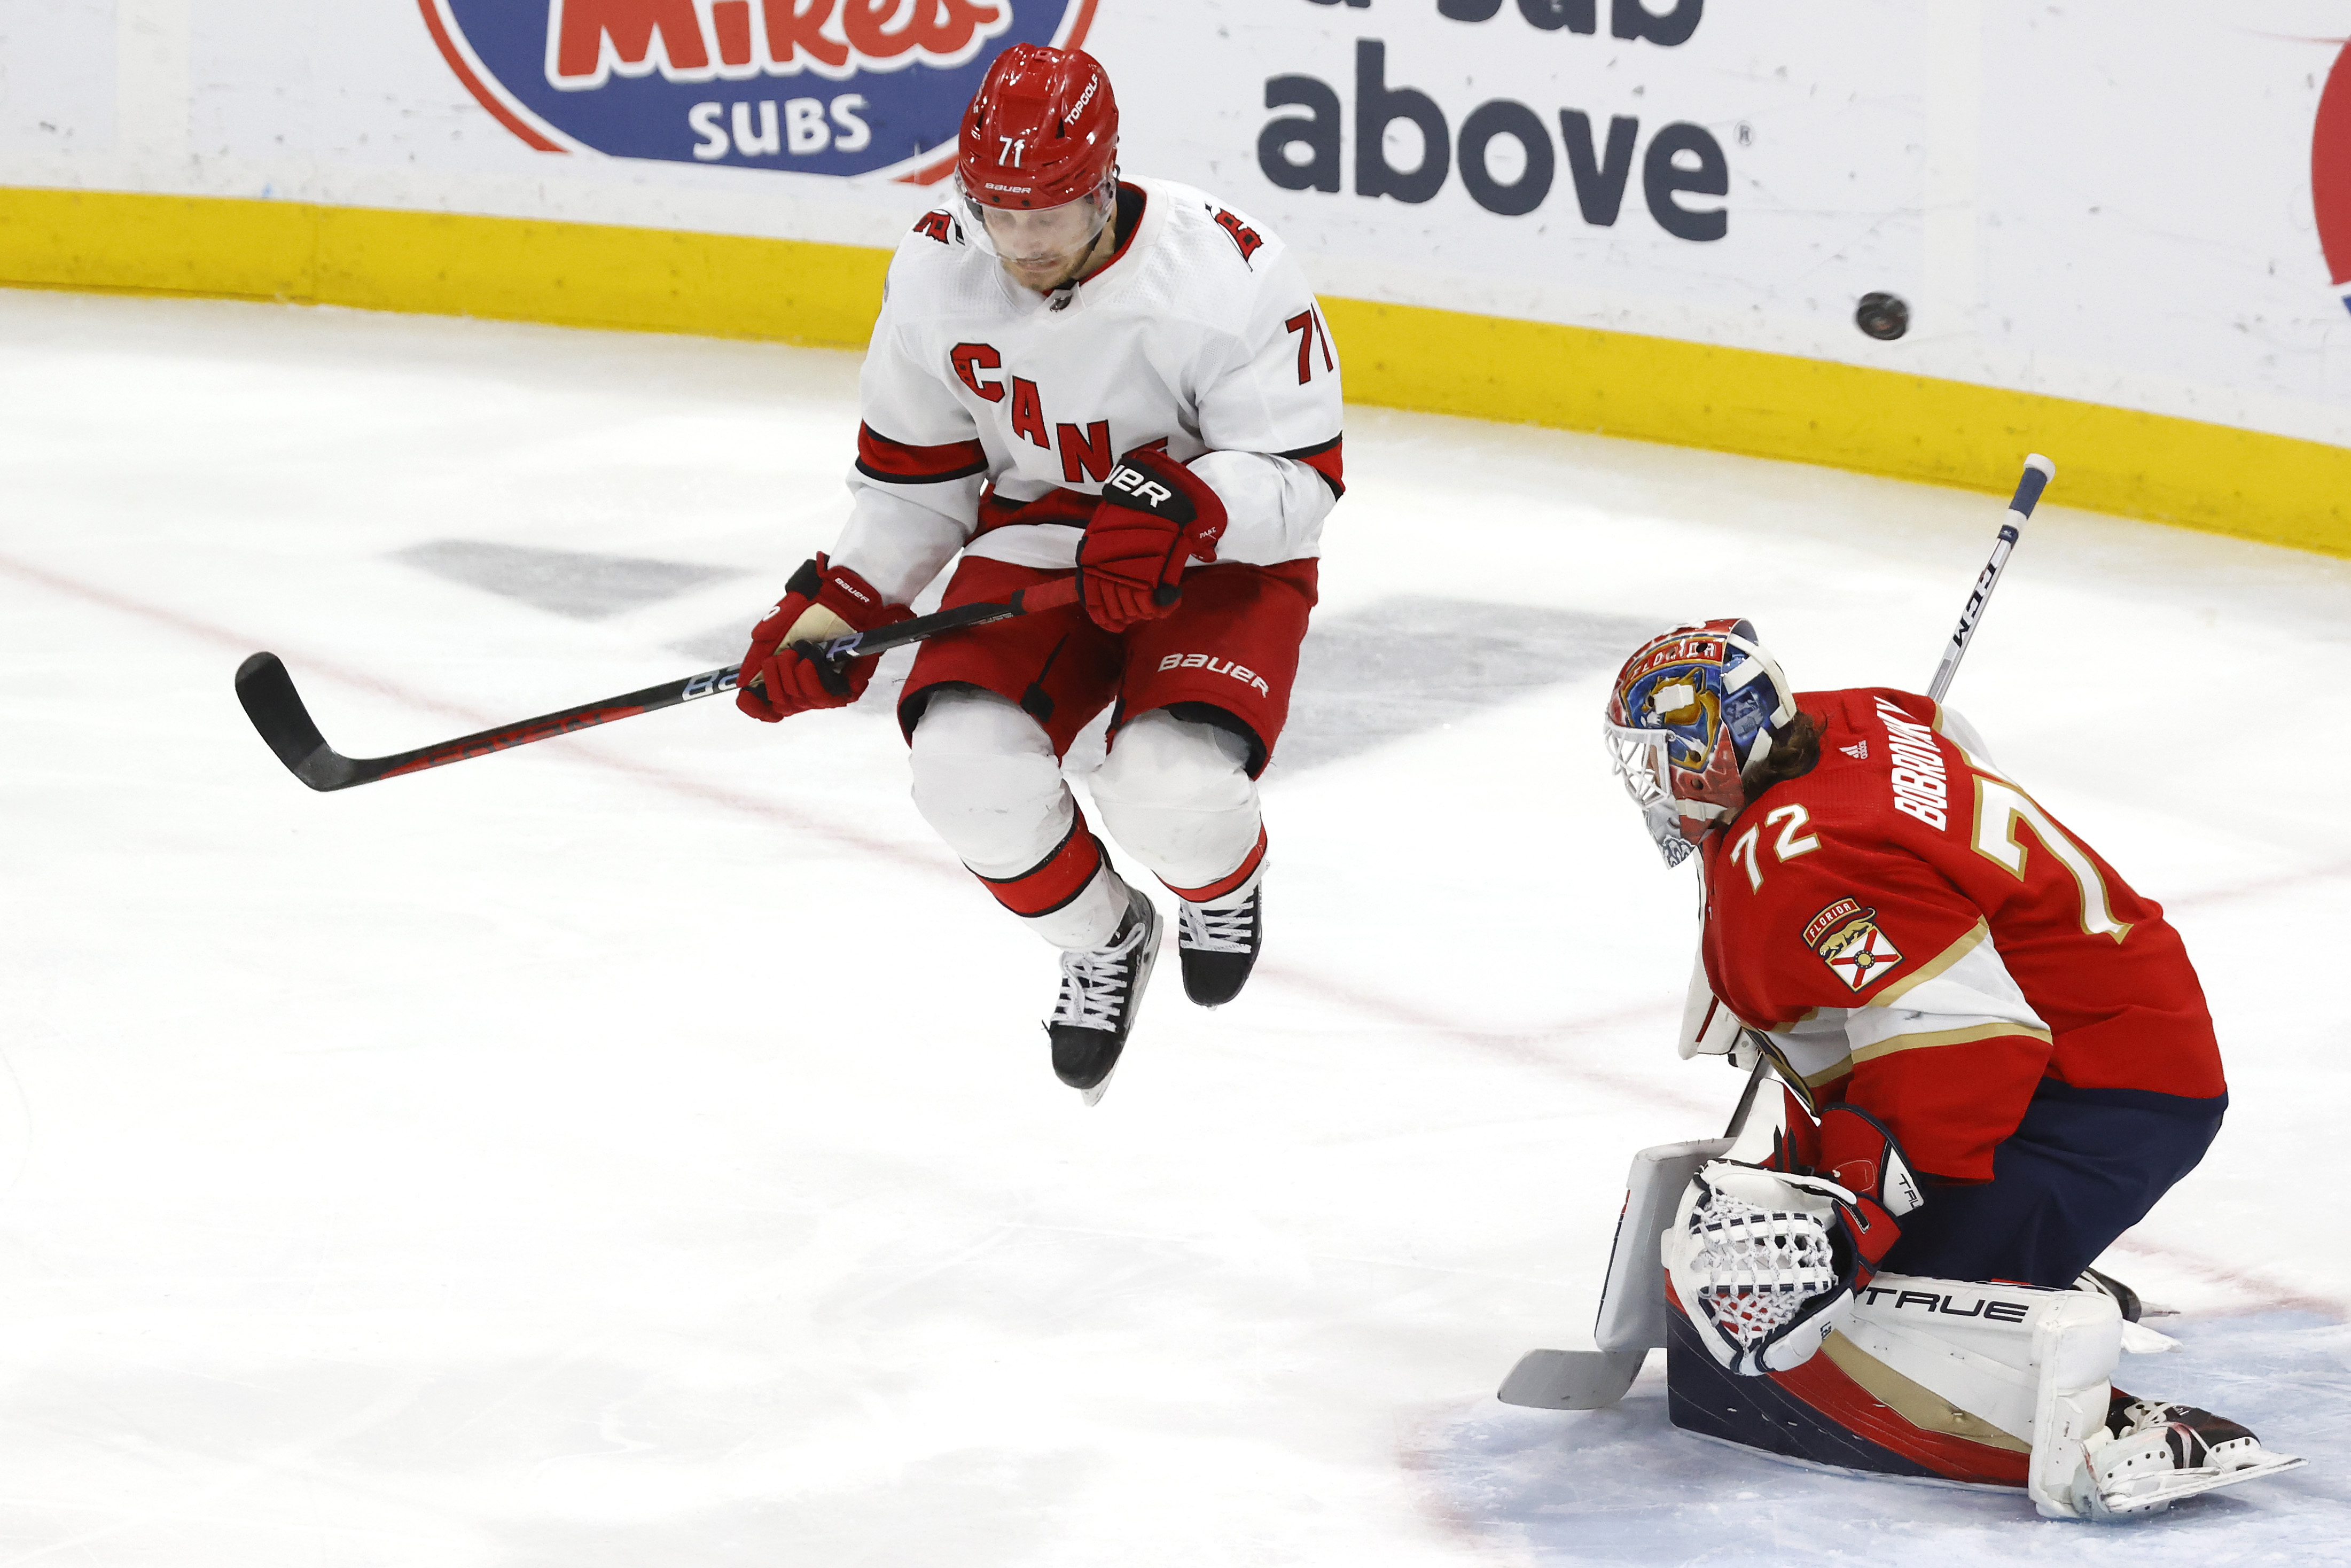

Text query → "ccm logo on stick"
[1159,653,1271,696]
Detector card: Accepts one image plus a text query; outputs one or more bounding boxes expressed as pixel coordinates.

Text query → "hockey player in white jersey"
[735,44,1344,1101]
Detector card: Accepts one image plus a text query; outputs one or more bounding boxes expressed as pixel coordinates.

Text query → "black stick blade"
[234,653,359,791]
[226,575,1075,797]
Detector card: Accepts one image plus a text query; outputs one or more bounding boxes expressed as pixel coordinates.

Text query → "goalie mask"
[1603,619,1797,868]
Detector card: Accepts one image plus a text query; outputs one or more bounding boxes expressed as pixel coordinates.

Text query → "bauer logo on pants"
[1158,653,1271,697]
[421,1,1099,177]
[1804,897,1903,992]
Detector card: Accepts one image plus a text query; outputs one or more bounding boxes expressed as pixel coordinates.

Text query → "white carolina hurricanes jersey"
[827,177,1346,605]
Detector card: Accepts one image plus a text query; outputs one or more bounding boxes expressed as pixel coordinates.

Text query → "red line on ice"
[0,548,917,865]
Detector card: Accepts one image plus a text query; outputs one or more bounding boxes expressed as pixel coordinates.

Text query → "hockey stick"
[1927,454,2054,703]
[235,576,1080,792]
[1497,455,2058,1413]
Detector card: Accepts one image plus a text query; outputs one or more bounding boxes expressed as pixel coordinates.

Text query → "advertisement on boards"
[1096,2,1934,371]
[0,1,2344,443]
[420,0,1098,177]
[2319,36,2351,316]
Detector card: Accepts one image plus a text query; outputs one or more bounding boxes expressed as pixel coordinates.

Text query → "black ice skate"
[1046,884,1161,1105]
[1176,867,1262,1008]
[2069,1390,2306,1518]
[2073,1265,2143,1322]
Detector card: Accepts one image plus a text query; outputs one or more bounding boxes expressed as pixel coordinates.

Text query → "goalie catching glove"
[1076,448,1228,633]
[735,555,912,721]
[1664,1103,1924,1376]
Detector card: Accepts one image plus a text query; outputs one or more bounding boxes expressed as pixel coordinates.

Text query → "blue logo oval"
[422,1,1098,179]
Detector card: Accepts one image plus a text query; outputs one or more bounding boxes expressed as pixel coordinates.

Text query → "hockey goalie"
[1513,619,2303,1520]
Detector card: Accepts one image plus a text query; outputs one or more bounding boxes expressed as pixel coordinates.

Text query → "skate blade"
[2088,1452,2307,1518]
[2118,1319,2179,1354]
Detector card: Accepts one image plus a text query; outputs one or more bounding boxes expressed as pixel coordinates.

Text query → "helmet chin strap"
[1675,795,1740,842]
[1017,193,1119,291]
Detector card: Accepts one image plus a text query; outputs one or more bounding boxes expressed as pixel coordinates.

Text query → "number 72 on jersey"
[1725,789,2130,942]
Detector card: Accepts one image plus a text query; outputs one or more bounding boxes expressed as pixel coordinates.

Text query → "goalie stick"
[1497,455,2058,1412]
[1928,453,2053,703]
[235,576,1079,793]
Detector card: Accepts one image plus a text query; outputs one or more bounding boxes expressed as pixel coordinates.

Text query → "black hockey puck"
[1856,292,1910,341]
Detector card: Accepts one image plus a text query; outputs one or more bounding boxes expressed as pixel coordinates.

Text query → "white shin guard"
[908,693,1264,949]
[1089,708,1262,894]
[908,688,1128,950]
[908,688,1073,876]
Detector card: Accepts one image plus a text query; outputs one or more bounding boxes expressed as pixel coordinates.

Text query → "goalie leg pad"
[1666,1266,2307,1514]
[1664,1305,1981,1481]
[1668,1273,2099,1491]
[2027,1292,2123,1517]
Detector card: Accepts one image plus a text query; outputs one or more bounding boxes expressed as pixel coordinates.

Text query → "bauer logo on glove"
[1104,463,1184,517]
[733,554,912,722]
[1077,448,1230,633]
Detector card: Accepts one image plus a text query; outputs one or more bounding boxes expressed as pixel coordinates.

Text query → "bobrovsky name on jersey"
[420,1,1099,177]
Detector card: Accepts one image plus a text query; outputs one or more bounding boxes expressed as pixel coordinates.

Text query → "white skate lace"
[1177,895,1254,955]
[1688,1188,1839,1347]
[1052,918,1146,1032]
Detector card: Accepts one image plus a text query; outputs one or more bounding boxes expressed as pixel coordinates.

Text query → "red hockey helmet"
[956,44,1119,212]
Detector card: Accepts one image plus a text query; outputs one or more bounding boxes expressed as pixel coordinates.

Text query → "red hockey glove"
[1076,449,1229,633]
[1809,1101,1925,1284]
[734,555,910,722]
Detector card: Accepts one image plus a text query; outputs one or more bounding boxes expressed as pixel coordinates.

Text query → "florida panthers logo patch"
[1803,897,1904,992]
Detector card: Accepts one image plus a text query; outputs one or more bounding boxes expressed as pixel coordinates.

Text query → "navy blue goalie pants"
[1874,1078,2228,1288]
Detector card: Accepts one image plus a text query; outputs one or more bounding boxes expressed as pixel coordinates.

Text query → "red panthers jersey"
[1698,688,2224,1182]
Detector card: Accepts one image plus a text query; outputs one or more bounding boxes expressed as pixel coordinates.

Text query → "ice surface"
[390,540,746,623]
[2,291,2346,1565]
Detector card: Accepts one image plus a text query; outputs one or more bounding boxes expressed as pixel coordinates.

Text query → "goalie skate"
[2067,1395,2306,1519]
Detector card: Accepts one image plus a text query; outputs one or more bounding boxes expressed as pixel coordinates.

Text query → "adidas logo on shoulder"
[1840,740,1869,759]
